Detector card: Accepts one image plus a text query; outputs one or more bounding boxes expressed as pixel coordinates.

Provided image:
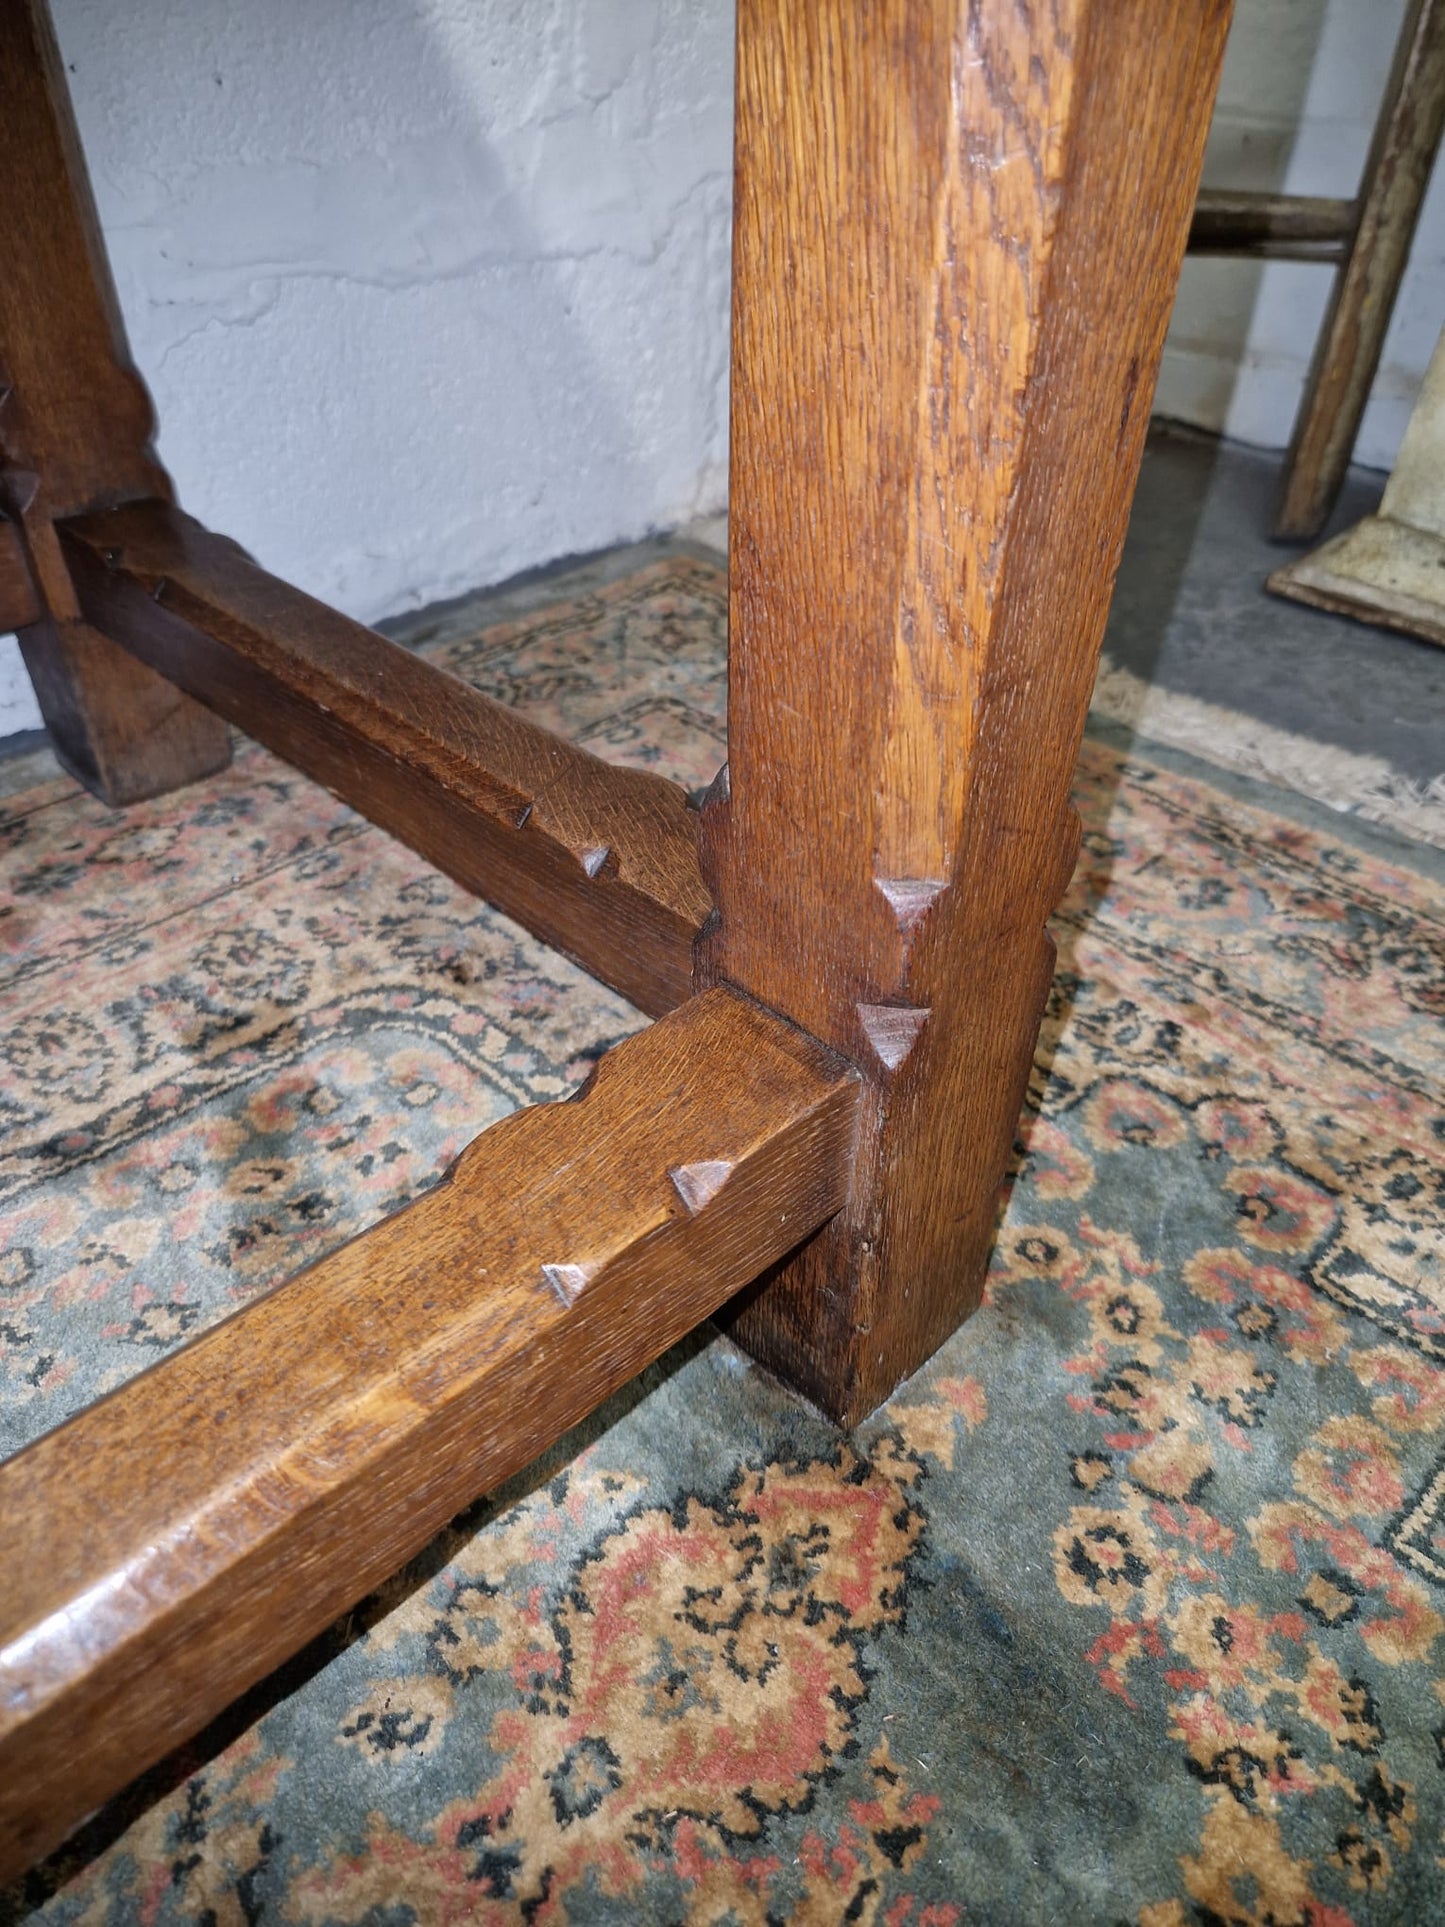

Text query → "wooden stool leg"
[1274,0,1445,543]
[0,0,229,802]
[704,0,1233,1425]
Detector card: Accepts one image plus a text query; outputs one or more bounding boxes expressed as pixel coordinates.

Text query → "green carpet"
[2,550,1442,1924]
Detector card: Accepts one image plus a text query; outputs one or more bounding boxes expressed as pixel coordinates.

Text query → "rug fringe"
[1091,658,1445,854]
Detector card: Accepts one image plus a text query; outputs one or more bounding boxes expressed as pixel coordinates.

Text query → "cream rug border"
[1091,656,1445,854]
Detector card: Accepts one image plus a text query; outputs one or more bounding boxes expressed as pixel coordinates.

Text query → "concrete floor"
[1105,427,1445,788]
[3,429,1442,802]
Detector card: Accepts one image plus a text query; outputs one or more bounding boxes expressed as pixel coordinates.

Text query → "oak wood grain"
[706,0,1231,1423]
[61,500,714,1015]
[0,0,231,800]
[0,987,858,1881]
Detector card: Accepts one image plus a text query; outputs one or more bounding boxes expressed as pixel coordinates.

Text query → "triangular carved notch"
[668,1159,734,1216]
[856,1002,930,1074]
[540,1260,598,1308]
[873,876,947,935]
[2,467,40,517]
[577,844,612,880]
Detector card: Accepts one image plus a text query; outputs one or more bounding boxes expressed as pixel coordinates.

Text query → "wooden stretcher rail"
[1187,188,1355,263]
[59,501,714,1016]
[0,986,858,1880]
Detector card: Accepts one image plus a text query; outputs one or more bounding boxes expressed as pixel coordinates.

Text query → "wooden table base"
[0,0,1232,1881]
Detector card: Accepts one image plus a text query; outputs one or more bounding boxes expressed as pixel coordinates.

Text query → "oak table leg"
[705,0,1233,1425]
[0,0,230,802]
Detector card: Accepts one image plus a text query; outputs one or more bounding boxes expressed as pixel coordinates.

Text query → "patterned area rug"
[2,552,1444,1925]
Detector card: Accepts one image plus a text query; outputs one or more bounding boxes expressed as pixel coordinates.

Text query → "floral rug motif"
[2,551,1443,1924]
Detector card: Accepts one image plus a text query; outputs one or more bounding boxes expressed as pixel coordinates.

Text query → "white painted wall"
[3,0,1443,742]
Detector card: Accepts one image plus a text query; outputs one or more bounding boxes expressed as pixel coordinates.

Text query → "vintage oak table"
[0,0,1231,1878]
